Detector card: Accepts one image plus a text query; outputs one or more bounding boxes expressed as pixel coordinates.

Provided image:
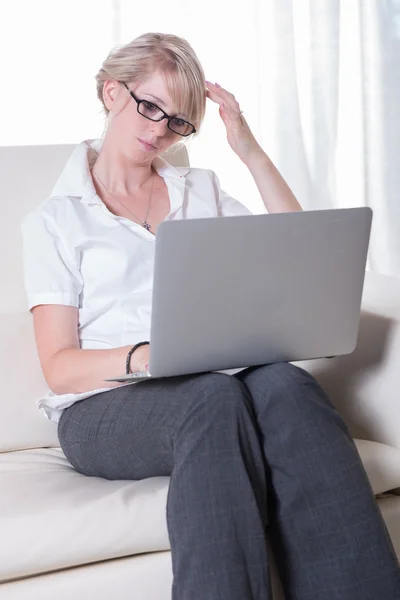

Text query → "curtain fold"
[255,0,400,276]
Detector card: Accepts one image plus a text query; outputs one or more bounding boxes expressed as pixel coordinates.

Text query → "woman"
[21,32,400,599]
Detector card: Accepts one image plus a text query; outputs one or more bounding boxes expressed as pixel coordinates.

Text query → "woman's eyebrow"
[143,93,188,119]
[144,93,167,107]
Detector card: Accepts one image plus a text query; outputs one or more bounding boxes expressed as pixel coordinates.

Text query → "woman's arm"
[243,149,302,213]
[32,304,149,395]
[205,81,303,213]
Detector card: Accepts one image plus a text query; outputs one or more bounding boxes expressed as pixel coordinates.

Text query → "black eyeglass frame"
[119,81,196,137]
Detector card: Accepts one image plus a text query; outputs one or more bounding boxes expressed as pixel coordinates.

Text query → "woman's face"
[104,72,187,162]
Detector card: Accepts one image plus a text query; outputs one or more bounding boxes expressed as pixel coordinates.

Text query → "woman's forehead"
[135,73,171,103]
[135,73,187,117]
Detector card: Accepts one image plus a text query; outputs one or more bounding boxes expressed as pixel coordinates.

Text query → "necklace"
[92,166,155,232]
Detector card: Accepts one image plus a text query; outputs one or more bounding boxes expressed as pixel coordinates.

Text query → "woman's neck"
[91,137,154,196]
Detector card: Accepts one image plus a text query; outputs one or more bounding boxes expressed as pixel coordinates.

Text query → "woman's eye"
[143,101,158,112]
[173,118,186,127]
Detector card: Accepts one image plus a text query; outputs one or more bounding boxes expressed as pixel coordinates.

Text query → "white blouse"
[21,138,252,423]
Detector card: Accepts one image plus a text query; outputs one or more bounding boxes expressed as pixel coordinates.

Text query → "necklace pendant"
[142,222,151,231]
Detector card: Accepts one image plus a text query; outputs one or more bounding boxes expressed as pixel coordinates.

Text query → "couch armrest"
[294,272,400,449]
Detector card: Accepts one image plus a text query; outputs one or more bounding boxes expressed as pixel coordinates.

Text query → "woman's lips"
[138,138,157,151]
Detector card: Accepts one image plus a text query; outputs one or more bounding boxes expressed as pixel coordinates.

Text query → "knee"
[247,361,314,393]
[178,372,253,428]
[245,362,334,421]
[186,372,249,408]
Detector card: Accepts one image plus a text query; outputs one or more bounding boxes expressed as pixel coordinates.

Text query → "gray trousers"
[58,362,400,599]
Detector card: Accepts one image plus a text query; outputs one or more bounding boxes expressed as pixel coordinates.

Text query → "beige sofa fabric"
[1,447,170,582]
[295,272,400,450]
[0,312,55,451]
[1,551,174,597]
[1,438,400,582]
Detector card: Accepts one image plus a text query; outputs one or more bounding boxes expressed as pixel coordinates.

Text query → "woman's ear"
[102,80,120,112]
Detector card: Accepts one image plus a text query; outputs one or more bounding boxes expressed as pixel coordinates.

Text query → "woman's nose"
[149,118,170,136]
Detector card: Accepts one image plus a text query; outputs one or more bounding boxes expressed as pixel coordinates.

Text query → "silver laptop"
[105,207,372,383]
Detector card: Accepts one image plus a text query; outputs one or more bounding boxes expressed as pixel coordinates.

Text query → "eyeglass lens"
[138,100,194,136]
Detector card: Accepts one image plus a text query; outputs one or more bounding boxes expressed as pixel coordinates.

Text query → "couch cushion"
[353,439,400,495]
[1,440,400,582]
[0,448,170,582]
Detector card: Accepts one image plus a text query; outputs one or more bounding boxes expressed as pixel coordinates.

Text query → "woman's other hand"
[205,81,263,165]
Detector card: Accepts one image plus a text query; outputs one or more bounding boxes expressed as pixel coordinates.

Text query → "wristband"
[126,341,149,374]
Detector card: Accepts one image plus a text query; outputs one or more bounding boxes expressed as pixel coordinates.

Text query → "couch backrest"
[0,142,189,452]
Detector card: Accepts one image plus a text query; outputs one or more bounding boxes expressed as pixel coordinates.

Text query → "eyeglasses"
[119,81,196,137]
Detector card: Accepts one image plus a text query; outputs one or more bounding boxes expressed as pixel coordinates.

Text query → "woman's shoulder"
[22,194,84,232]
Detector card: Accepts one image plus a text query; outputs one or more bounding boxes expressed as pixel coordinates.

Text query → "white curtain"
[251,0,400,277]
[1,0,399,275]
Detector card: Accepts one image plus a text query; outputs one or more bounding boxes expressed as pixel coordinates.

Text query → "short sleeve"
[210,171,253,217]
[21,210,83,311]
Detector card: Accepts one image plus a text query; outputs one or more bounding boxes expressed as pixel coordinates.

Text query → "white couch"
[1,143,400,599]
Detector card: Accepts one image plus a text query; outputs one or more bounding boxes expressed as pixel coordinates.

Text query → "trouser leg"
[236,362,400,600]
[165,372,272,600]
[58,372,273,600]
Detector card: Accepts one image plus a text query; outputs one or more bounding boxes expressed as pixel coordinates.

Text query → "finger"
[209,88,241,114]
[214,83,236,102]
[206,86,228,107]
[206,90,225,109]
[208,82,241,110]
[206,82,243,118]
[207,81,229,97]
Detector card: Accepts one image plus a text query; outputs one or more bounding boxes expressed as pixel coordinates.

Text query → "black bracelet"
[126,341,150,374]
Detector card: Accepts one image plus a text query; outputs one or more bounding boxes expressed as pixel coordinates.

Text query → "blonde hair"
[95,32,206,136]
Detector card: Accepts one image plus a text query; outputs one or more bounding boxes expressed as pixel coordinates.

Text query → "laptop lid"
[149,207,372,377]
